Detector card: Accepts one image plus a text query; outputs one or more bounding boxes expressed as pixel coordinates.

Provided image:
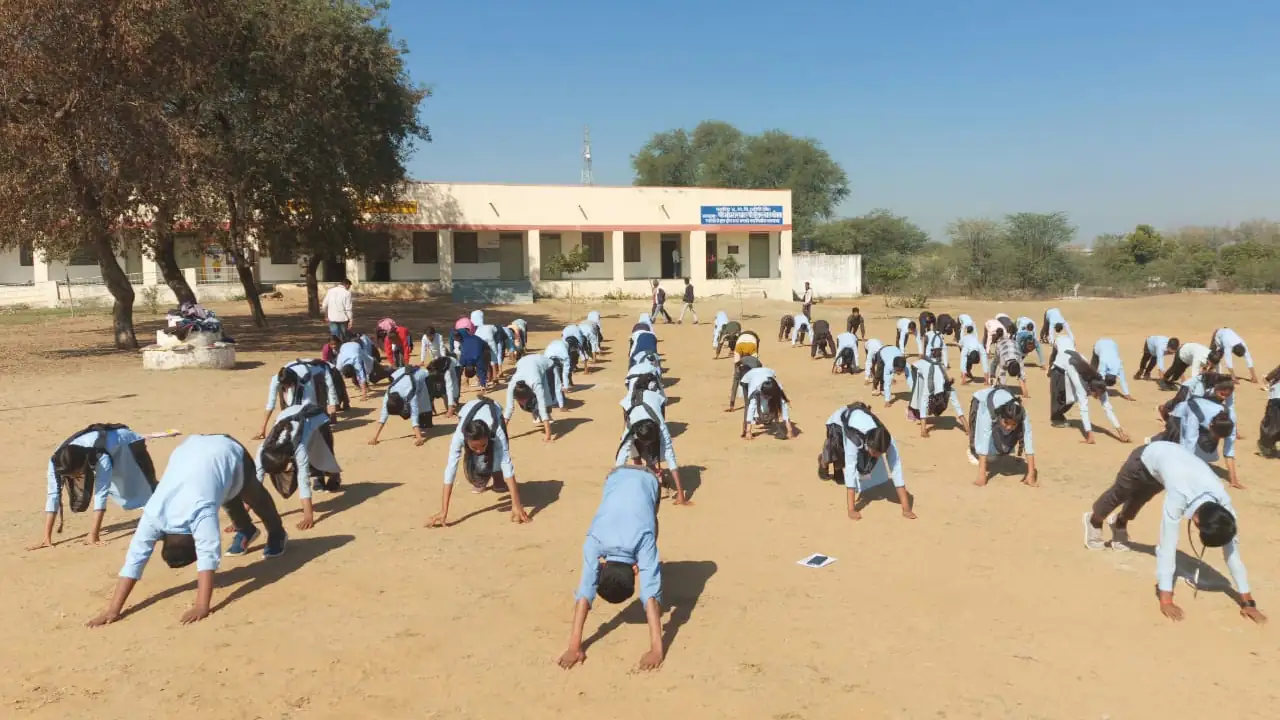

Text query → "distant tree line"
[0,0,428,347]
[633,121,1280,300]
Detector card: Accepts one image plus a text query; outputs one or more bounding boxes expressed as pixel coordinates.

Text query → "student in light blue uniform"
[861,339,884,382]
[615,399,680,481]
[955,313,977,343]
[833,331,860,374]
[1260,365,1280,457]
[257,404,341,530]
[563,323,591,367]
[577,320,601,356]
[626,356,665,396]
[907,357,966,437]
[790,313,812,346]
[1135,335,1178,381]
[636,313,654,332]
[469,309,485,328]
[1082,441,1264,625]
[558,465,686,672]
[474,323,503,377]
[712,311,730,349]
[959,327,985,382]
[895,317,919,355]
[620,384,667,418]
[419,326,447,364]
[736,366,798,440]
[369,365,432,446]
[1090,338,1134,400]
[630,328,658,366]
[1049,347,1130,444]
[1157,393,1240,488]
[871,343,908,405]
[507,353,558,442]
[1210,327,1258,383]
[335,337,375,400]
[826,404,915,520]
[35,424,158,550]
[87,434,286,628]
[967,387,1037,487]
[1041,307,1072,344]
[257,360,338,439]
[427,397,530,525]
[544,339,573,400]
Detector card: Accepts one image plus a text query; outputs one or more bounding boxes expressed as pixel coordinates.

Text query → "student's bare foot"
[86,536,106,546]
[27,539,53,551]
[1229,482,1247,490]
[557,647,586,669]
[636,649,664,670]
[86,611,120,628]
[901,510,917,519]
[251,433,265,441]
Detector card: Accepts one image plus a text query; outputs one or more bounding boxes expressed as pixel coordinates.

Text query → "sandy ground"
[1,290,1278,720]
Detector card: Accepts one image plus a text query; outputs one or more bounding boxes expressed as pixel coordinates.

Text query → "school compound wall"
[794,252,863,298]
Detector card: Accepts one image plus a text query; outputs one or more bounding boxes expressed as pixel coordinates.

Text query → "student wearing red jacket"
[379,324,413,369]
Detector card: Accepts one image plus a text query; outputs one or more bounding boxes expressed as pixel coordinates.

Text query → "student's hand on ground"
[973,475,989,487]
[425,512,448,528]
[1122,394,1135,401]
[252,433,265,441]
[901,507,918,519]
[86,610,120,628]
[27,539,53,551]
[413,436,426,447]
[1081,434,1096,445]
[510,507,531,524]
[297,513,315,531]
[1240,606,1267,624]
[1116,429,1131,443]
[1023,469,1039,487]
[367,438,379,446]
[848,508,862,521]
[637,649,664,671]
[180,605,211,625]
[1159,601,1185,622]
[557,647,587,669]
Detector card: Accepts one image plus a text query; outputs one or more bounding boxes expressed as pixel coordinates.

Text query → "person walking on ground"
[320,279,353,338]
[678,278,698,324]
[801,282,814,320]
[650,281,673,323]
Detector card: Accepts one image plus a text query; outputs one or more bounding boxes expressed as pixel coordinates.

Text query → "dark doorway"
[365,233,392,282]
[660,234,680,279]
[705,234,718,280]
[322,256,347,283]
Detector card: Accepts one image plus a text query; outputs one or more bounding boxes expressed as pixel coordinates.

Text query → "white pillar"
[689,230,707,285]
[345,258,363,286]
[438,229,453,288]
[778,229,794,300]
[527,229,541,282]
[610,230,624,282]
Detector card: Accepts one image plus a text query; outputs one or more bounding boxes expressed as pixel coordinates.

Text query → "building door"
[660,234,680,279]
[499,233,524,280]
[322,256,347,282]
[539,234,562,279]
[749,232,771,278]
[705,234,718,279]
[365,232,391,282]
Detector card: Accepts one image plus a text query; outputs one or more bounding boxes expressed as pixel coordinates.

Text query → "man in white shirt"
[321,279,354,338]
[800,282,814,320]
[1082,441,1264,624]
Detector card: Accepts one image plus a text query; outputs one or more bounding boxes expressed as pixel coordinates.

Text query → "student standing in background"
[678,278,699,324]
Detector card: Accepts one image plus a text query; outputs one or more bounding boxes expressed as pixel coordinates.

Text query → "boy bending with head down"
[558,465,686,671]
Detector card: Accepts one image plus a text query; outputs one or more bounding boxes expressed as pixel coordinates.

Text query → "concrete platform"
[143,342,237,371]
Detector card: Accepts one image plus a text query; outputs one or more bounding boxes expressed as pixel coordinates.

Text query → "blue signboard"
[700,205,784,226]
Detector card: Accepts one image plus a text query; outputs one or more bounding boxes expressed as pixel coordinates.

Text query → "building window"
[581,232,605,263]
[623,232,641,263]
[270,245,296,265]
[412,231,439,263]
[19,241,34,266]
[454,231,479,263]
[69,246,97,266]
[728,245,740,254]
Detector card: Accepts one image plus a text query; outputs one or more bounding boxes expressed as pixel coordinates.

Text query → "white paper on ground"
[797,553,837,569]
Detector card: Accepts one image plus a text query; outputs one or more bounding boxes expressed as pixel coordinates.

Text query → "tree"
[946,219,1005,293]
[543,246,591,320]
[1002,212,1078,293]
[718,254,745,315]
[1123,224,1170,266]
[632,121,849,242]
[812,209,929,293]
[0,0,188,348]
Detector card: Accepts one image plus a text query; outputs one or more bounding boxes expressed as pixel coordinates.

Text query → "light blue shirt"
[419,332,445,363]
[832,408,904,492]
[266,361,337,411]
[959,334,984,368]
[255,405,332,501]
[562,325,585,346]
[506,354,556,421]
[379,366,429,427]
[586,311,601,325]
[1141,442,1248,593]
[740,367,790,423]
[46,427,151,513]
[574,466,662,605]
[444,399,514,485]
[922,330,947,367]
[957,314,975,331]
[862,339,883,379]
[1016,316,1035,333]
[474,324,500,358]
[637,313,653,330]
[908,359,964,417]
[620,388,666,416]
[1145,336,1171,373]
[791,314,811,345]
[578,322,600,352]
[335,340,372,385]
[834,332,860,368]
[1044,307,1072,342]
[895,317,915,352]
[1061,358,1121,434]
[626,362,665,400]
[971,387,1035,457]
[542,341,571,407]
[1092,338,1130,396]
[876,346,905,403]
[1171,396,1236,461]
[616,403,678,468]
[1269,381,1280,401]
[470,310,485,327]
[119,435,245,579]
[1213,328,1253,370]
[712,312,730,349]
[432,356,461,408]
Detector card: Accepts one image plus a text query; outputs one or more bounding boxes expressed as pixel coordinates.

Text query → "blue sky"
[385,0,1278,243]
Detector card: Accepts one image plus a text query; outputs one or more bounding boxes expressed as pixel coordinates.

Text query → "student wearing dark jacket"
[846,307,866,339]
[677,278,698,324]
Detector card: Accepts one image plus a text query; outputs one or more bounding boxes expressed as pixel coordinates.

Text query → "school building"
[0,182,795,308]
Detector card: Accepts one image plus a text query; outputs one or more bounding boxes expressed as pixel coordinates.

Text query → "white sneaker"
[1108,517,1131,552]
[1082,511,1106,550]
[966,452,979,466]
